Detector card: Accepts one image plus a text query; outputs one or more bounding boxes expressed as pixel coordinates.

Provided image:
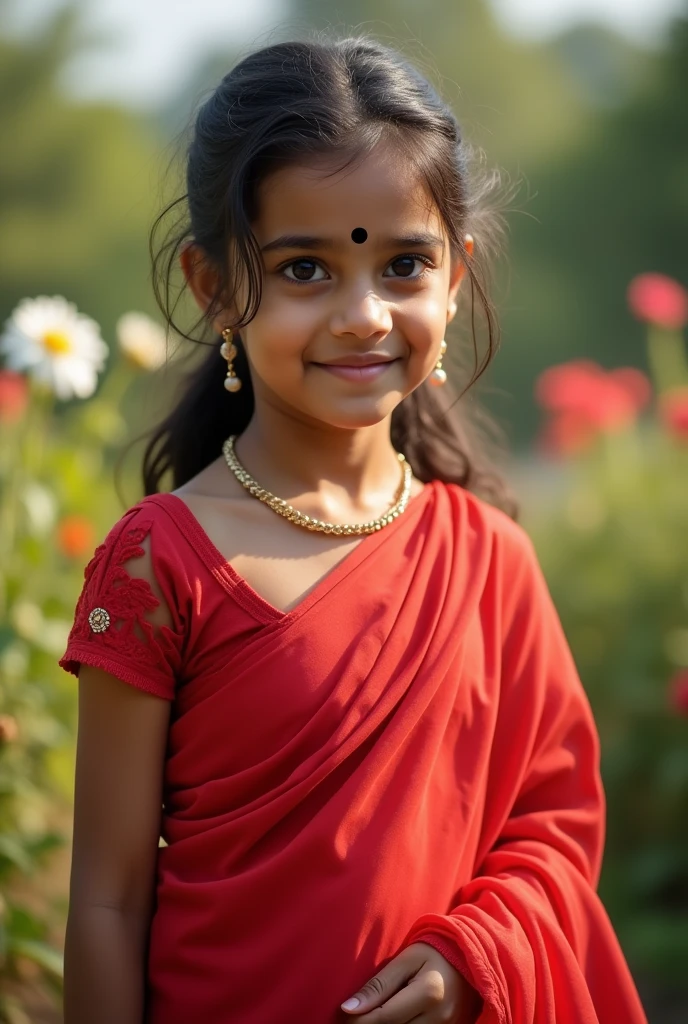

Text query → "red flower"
[660,388,688,442]
[0,370,28,423]
[668,670,688,715]
[57,515,96,559]
[537,411,597,458]
[535,361,651,455]
[627,273,688,330]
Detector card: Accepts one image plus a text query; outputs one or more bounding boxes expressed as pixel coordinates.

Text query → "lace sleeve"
[59,508,184,700]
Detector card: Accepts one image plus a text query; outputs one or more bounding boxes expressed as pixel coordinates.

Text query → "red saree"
[61,481,647,1024]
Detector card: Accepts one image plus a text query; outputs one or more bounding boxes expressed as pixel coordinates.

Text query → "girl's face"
[218,141,468,431]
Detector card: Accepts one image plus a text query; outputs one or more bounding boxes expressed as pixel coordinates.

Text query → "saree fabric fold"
[60,482,647,1024]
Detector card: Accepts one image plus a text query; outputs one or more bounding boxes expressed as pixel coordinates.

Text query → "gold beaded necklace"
[222,435,413,536]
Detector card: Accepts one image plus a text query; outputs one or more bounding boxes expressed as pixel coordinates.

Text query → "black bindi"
[351,227,368,244]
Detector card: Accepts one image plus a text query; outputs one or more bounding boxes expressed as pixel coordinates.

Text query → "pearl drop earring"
[429,339,448,387]
[220,327,242,392]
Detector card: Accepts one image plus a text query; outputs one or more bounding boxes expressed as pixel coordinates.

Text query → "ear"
[180,243,229,335]
[447,234,474,324]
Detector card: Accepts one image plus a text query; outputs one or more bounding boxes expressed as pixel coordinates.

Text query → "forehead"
[253,142,445,242]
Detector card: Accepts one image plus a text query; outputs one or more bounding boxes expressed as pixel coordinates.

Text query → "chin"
[313,395,404,431]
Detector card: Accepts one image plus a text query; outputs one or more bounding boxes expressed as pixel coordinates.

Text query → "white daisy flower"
[116,311,169,371]
[0,296,108,400]
[21,481,58,536]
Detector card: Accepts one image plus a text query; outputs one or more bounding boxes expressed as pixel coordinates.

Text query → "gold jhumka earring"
[220,327,241,392]
[429,339,448,387]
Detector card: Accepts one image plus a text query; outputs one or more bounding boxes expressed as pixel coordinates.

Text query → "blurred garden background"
[0,0,687,1020]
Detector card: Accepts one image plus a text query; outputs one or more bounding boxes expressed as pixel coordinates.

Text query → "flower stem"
[646,326,688,393]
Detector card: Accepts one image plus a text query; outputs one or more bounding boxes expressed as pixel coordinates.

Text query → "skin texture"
[65,141,478,1023]
[64,540,172,1024]
[175,141,474,618]
[341,942,481,1023]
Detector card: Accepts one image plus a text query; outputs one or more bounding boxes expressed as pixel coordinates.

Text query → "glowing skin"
[228,141,467,433]
[182,139,473,511]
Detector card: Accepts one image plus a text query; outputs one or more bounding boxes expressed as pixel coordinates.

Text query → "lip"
[319,353,398,367]
[317,362,397,382]
[313,355,400,383]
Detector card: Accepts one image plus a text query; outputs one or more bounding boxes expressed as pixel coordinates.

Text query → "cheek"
[402,294,447,360]
[242,294,315,375]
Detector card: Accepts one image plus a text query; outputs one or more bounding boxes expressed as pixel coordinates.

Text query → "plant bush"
[0,301,167,1020]
[525,274,688,985]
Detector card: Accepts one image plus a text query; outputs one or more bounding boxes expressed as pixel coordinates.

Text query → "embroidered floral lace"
[65,518,182,680]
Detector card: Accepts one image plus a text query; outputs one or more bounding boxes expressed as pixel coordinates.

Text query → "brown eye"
[384,255,432,279]
[390,257,416,277]
[283,259,326,283]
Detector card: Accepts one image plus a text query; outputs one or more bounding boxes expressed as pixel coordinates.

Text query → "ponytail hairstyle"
[145,36,517,516]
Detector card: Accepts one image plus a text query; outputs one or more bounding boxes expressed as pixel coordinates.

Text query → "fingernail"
[341,997,360,1011]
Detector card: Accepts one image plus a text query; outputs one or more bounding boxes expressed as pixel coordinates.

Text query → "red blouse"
[61,482,647,1024]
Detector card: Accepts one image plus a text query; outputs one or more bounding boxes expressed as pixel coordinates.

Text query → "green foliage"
[497,15,688,438]
[0,377,133,1016]
[524,376,688,987]
[0,6,162,339]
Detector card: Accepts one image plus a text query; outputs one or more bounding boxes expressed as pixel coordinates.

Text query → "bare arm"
[64,667,170,1024]
[64,539,173,1024]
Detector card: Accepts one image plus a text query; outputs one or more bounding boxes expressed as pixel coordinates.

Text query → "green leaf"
[6,904,45,942]
[0,836,33,874]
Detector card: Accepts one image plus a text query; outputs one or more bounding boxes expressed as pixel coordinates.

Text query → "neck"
[234,404,404,517]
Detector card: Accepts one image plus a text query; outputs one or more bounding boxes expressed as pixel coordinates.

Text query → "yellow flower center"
[42,330,72,355]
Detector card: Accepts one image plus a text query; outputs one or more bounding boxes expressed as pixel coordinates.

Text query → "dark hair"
[144,36,516,516]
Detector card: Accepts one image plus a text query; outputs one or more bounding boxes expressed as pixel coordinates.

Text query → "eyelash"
[278,253,436,285]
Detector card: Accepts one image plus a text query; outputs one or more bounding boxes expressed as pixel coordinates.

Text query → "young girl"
[61,38,648,1024]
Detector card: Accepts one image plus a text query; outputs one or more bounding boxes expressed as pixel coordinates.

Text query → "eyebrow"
[260,232,445,254]
[387,233,445,249]
[260,234,331,254]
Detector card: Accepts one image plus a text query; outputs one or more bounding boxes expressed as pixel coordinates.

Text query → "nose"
[329,288,393,341]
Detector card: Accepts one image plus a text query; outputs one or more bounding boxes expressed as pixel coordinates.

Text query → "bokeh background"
[0,0,687,1020]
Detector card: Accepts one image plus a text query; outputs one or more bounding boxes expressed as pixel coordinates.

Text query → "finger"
[353,971,444,1024]
[341,950,419,1014]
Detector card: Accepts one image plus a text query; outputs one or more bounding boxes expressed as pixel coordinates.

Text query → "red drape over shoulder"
[61,482,647,1024]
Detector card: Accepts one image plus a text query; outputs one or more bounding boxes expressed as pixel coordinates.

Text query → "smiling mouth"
[314,359,399,382]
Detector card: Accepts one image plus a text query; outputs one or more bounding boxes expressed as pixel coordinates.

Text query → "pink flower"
[535,361,651,449]
[627,273,688,330]
[659,388,688,442]
[668,670,688,715]
[0,370,28,423]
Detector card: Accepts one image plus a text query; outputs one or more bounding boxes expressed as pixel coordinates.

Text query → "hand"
[340,942,480,1023]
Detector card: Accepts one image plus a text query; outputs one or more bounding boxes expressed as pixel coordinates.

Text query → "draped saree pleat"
[61,481,647,1024]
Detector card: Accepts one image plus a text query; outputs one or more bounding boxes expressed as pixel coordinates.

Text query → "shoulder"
[93,494,190,566]
[437,481,537,570]
[434,481,549,633]
[81,494,199,619]
[61,495,193,697]
[99,493,183,536]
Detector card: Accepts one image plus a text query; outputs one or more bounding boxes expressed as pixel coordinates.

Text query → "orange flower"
[0,370,28,423]
[668,670,688,715]
[57,515,95,559]
[660,388,688,442]
[0,714,19,744]
[627,273,688,330]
